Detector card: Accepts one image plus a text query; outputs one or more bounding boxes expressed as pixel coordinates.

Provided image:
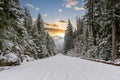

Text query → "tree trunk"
[112,0,116,61]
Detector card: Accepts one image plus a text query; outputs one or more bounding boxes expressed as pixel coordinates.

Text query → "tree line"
[0,0,56,66]
[64,0,120,62]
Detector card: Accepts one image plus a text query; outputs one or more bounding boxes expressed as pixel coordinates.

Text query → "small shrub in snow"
[23,55,34,63]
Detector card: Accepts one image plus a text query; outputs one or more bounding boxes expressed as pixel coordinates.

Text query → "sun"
[57,33,65,37]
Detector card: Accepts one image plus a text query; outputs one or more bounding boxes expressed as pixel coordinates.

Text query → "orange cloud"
[58,20,67,23]
[54,20,67,29]
[44,20,67,29]
[44,19,67,37]
[45,28,65,37]
[44,23,59,29]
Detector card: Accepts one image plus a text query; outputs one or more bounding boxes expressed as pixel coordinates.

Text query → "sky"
[19,0,86,37]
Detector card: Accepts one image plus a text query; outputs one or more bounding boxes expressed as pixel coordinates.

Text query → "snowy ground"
[0,66,11,71]
[0,54,120,80]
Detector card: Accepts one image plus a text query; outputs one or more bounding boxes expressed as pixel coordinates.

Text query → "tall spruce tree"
[0,0,25,64]
[35,14,56,58]
[64,19,74,54]
[116,0,120,58]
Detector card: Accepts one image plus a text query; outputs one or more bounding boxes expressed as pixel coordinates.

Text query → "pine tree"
[22,7,38,59]
[34,14,52,58]
[0,0,22,50]
[0,0,25,64]
[82,0,120,60]
[0,0,5,50]
[64,19,74,54]
[116,0,120,58]
[46,33,56,56]
[0,0,56,66]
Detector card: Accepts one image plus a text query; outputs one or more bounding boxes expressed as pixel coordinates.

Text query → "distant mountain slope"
[53,36,64,53]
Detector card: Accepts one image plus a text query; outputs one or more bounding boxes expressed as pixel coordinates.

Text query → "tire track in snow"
[75,59,114,80]
[79,59,119,80]
[0,54,120,80]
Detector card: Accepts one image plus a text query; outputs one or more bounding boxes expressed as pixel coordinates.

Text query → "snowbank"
[0,52,18,62]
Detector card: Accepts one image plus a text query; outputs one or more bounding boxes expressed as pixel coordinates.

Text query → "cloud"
[43,14,48,17]
[59,9,62,12]
[44,23,59,29]
[45,28,65,37]
[45,28,65,31]
[58,20,67,23]
[44,19,67,36]
[64,0,78,8]
[35,7,40,11]
[44,20,67,29]
[26,4,35,8]
[74,6,85,11]
[26,3,40,11]
[55,20,67,28]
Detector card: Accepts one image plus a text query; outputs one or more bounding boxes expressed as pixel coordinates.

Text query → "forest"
[64,0,120,63]
[0,0,120,67]
[0,0,56,66]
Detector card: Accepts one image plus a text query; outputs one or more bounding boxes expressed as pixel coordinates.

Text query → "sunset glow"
[20,0,86,37]
[46,28,65,37]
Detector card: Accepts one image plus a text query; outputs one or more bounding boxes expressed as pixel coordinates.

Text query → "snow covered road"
[0,54,120,80]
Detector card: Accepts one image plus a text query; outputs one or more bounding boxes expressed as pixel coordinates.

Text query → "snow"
[53,36,64,53]
[0,54,120,80]
[22,55,34,63]
[3,40,14,49]
[0,7,3,10]
[0,66,11,71]
[0,52,18,62]
[115,58,120,64]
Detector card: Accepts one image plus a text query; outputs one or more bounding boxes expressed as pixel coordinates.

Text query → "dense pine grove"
[64,0,120,62]
[0,0,56,66]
